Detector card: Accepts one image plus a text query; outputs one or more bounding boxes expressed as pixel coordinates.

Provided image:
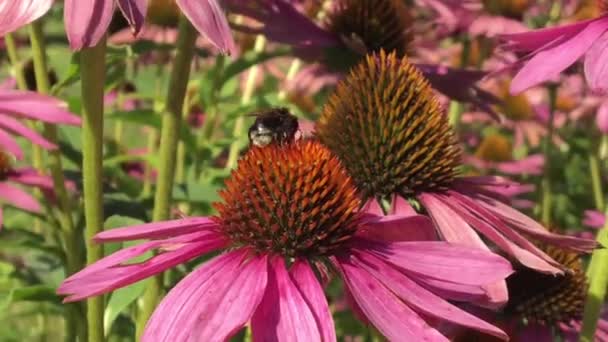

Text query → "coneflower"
[58,139,512,341]
[316,50,596,306]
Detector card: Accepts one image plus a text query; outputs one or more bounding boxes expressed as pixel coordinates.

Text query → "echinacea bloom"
[464,133,544,176]
[0,89,81,159]
[315,51,596,306]
[0,148,54,227]
[59,140,513,341]
[0,0,236,53]
[584,210,606,228]
[501,0,608,94]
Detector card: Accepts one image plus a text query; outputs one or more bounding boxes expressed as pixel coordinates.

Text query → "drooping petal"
[414,274,488,303]
[252,256,322,342]
[0,182,40,212]
[176,0,236,55]
[500,18,597,52]
[495,154,544,175]
[290,259,336,342]
[356,214,437,242]
[58,234,226,301]
[585,31,608,94]
[0,0,53,36]
[0,90,81,125]
[0,115,56,150]
[364,240,513,286]
[336,255,447,341]
[117,0,147,36]
[64,0,116,50]
[510,17,608,94]
[8,168,54,190]
[0,127,24,159]
[353,251,508,340]
[597,100,608,134]
[94,217,221,242]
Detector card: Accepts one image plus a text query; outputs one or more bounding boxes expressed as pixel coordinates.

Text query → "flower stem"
[590,153,605,211]
[541,85,557,226]
[29,20,87,342]
[225,35,267,170]
[80,37,108,342]
[136,17,197,339]
[448,36,470,130]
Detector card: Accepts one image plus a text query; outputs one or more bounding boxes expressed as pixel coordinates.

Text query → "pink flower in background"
[502,13,608,94]
[59,140,512,341]
[0,89,81,160]
[0,150,54,228]
[0,0,236,53]
[584,210,606,229]
[0,0,53,36]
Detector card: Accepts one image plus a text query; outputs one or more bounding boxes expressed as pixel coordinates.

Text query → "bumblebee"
[247,107,299,147]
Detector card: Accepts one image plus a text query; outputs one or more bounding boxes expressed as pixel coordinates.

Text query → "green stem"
[136,17,197,340]
[225,35,267,170]
[541,85,557,226]
[590,153,605,211]
[447,36,470,130]
[80,38,108,342]
[29,21,87,342]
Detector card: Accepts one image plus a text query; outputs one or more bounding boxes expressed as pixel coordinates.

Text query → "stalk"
[29,21,87,342]
[540,85,557,225]
[590,154,605,211]
[136,17,197,339]
[80,38,108,342]
[447,36,470,130]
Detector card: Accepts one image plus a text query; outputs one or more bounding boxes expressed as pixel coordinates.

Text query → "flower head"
[59,139,513,341]
[316,51,596,307]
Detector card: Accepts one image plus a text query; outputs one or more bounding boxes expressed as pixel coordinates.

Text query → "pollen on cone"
[316,50,461,199]
[214,139,362,258]
[326,0,413,56]
[0,149,12,179]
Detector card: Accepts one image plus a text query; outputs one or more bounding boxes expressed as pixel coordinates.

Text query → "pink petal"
[353,251,508,340]
[585,31,608,94]
[64,0,115,50]
[0,0,53,36]
[414,275,488,303]
[597,100,608,134]
[8,168,54,190]
[336,256,447,341]
[59,235,226,301]
[176,0,236,55]
[501,18,596,52]
[495,154,544,175]
[583,210,606,229]
[356,214,437,242]
[252,256,322,342]
[290,259,337,342]
[362,198,384,215]
[390,195,417,216]
[117,0,147,36]
[364,241,513,286]
[94,217,221,242]
[0,127,23,159]
[156,251,268,342]
[0,182,40,212]
[0,115,56,150]
[0,90,81,125]
[510,17,608,94]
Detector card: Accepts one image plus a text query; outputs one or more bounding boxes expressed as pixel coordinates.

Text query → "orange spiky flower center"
[325,0,413,57]
[482,0,531,19]
[505,245,587,325]
[475,134,513,162]
[0,149,12,180]
[214,140,362,258]
[316,51,461,200]
[147,0,180,26]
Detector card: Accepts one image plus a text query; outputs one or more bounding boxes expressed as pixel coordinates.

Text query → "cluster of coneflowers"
[2,0,608,341]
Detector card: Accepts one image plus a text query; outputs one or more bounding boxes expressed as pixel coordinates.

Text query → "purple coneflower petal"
[147,250,267,342]
[365,240,513,286]
[8,168,54,190]
[0,127,23,159]
[0,0,53,36]
[584,210,605,229]
[117,0,147,36]
[290,259,337,342]
[0,90,81,125]
[390,195,417,216]
[252,256,322,341]
[597,100,608,134]
[0,182,40,212]
[176,0,236,55]
[414,274,488,303]
[352,251,508,340]
[357,214,437,242]
[94,217,221,242]
[337,255,447,341]
[0,115,56,150]
[495,154,544,175]
[585,31,608,94]
[500,18,595,52]
[510,17,608,94]
[64,0,115,50]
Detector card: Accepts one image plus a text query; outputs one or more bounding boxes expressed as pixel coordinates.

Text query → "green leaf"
[104,281,146,335]
[6,285,61,305]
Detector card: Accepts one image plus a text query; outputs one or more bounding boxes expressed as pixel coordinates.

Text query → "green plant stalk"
[580,216,608,341]
[136,17,197,340]
[29,21,88,342]
[590,153,605,211]
[447,36,470,130]
[225,35,267,170]
[80,38,108,342]
[541,85,557,225]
